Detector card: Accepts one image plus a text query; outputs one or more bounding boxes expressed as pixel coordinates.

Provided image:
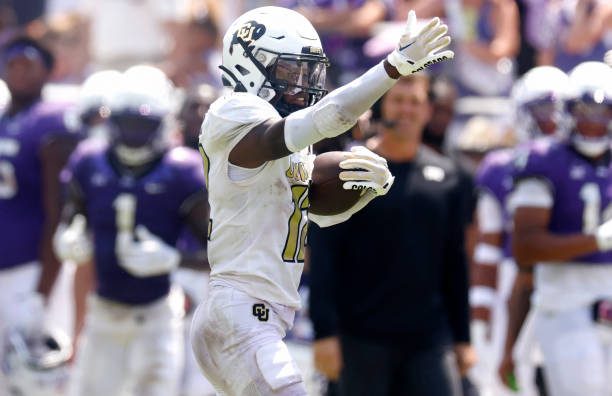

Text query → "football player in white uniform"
[190,6,454,395]
[510,61,612,396]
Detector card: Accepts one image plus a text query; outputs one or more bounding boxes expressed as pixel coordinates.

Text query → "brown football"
[309,151,362,216]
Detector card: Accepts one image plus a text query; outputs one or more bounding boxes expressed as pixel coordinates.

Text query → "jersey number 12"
[282,185,309,262]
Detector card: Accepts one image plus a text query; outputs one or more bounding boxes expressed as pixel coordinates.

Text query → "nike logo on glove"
[399,41,415,51]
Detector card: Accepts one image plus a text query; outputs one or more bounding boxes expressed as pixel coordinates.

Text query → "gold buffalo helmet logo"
[230,20,266,54]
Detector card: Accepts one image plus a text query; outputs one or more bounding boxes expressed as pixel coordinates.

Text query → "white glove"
[53,214,93,264]
[596,218,612,251]
[387,10,454,76]
[116,225,180,277]
[339,146,395,196]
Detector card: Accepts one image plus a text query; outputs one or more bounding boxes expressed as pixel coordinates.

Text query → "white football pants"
[535,305,612,396]
[0,262,41,393]
[173,268,216,396]
[70,288,185,396]
[190,284,307,396]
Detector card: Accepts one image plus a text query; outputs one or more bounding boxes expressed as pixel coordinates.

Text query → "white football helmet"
[511,66,570,138]
[566,61,612,157]
[77,70,122,126]
[2,326,72,396]
[221,6,329,116]
[113,65,174,117]
[107,65,175,166]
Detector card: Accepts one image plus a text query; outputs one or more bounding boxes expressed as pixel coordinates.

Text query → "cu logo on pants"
[252,303,269,322]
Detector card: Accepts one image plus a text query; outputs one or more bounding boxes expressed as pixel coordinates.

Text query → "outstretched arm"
[229,11,453,168]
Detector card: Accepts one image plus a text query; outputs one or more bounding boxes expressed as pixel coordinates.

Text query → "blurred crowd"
[0,0,610,395]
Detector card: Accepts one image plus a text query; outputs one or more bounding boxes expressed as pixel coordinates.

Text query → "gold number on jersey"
[0,160,17,199]
[282,185,309,262]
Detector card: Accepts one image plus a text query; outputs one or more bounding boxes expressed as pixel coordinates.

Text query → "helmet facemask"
[510,66,570,140]
[109,110,166,167]
[568,95,612,158]
[223,36,329,117]
[261,53,328,116]
[522,94,566,137]
[565,62,612,157]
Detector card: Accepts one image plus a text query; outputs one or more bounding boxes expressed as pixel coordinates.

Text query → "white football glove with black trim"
[116,225,180,277]
[339,146,394,196]
[53,214,93,265]
[310,146,394,228]
[387,10,454,76]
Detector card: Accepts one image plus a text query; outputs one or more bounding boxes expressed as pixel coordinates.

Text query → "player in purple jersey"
[54,66,209,396]
[510,61,612,396]
[0,35,79,394]
[471,65,570,396]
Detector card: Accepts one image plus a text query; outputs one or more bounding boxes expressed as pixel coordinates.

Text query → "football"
[309,151,362,216]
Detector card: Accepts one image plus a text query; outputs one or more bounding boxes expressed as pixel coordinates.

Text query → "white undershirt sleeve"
[477,191,503,234]
[507,178,553,212]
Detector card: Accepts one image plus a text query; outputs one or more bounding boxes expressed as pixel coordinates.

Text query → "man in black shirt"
[309,73,475,396]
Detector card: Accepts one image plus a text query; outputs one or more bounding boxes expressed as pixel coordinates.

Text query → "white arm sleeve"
[473,243,503,264]
[507,178,553,213]
[284,61,396,152]
[309,191,376,228]
[477,191,503,234]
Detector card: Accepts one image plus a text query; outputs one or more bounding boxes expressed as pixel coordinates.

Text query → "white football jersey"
[533,263,612,311]
[199,92,314,309]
